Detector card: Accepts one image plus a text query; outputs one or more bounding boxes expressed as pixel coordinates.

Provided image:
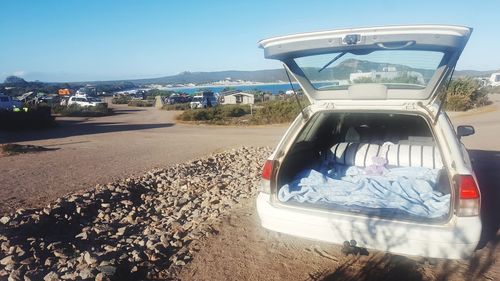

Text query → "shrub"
[486,85,500,94]
[112,96,131,104]
[53,104,113,117]
[176,101,309,125]
[0,106,54,130]
[445,77,491,111]
[176,104,251,122]
[445,95,471,112]
[177,108,215,121]
[250,99,308,124]
[127,100,153,107]
[219,104,251,117]
[162,103,191,111]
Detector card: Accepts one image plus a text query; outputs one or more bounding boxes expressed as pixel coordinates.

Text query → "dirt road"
[0,105,286,214]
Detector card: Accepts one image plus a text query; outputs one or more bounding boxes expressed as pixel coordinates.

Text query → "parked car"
[256,25,481,259]
[67,96,107,107]
[189,95,204,109]
[0,94,23,110]
[189,91,218,109]
[166,94,192,105]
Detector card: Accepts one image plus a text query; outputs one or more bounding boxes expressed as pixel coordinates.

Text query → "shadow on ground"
[315,149,500,281]
[0,119,174,143]
[315,254,424,281]
[470,150,500,249]
[111,108,144,115]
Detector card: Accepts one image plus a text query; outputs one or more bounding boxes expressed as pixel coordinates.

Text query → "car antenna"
[284,65,308,120]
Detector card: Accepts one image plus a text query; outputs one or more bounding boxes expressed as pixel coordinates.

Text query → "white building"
[220,92,255,105]
[349,69,425,85]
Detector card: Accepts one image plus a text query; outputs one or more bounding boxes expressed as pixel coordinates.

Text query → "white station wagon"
[256,25,481,259]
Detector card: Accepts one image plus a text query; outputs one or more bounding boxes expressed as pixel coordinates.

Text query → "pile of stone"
[0,146,271,281]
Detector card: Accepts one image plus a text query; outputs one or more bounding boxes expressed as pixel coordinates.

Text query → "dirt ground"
[0,104,286,214]
[177,197,498,281]
[1,97,499,280]
[178,97,500,281]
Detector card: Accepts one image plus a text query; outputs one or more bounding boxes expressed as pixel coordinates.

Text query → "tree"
[4,76,28,85]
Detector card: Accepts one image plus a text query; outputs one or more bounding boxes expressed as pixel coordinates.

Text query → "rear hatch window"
[294,50,444,91]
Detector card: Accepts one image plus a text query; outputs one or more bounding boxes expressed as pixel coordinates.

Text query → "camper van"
[489,73,500,86]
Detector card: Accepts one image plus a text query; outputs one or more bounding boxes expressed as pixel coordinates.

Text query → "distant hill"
[298,58,436,81]
[454,69,498,77]
[129,59,458,85]
[129,69,289,85]
[3,60,498,89]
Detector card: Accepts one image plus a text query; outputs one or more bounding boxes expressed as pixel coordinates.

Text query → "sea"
[159,83,299,95]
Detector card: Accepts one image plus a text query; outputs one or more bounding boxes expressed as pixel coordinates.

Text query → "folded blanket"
[277,166,450,218]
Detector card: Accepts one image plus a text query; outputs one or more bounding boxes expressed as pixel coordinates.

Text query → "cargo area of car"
[275,111,452,223]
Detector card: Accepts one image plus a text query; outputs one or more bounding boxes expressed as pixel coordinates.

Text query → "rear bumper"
[256,193,481,259]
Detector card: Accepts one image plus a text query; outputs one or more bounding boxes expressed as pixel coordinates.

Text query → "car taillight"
[262,160,273,180]
[259,160,274,194]
[457,175,480,216]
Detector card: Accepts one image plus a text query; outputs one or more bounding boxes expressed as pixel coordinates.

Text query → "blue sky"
[0,0,498,82]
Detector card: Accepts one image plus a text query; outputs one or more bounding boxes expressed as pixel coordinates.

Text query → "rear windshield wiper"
[318,52,347,72]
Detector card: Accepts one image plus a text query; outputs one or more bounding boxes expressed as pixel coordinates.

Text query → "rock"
[83,252,97,265]
[79,268,94,279]
[8,269,22,281]
[53,249,67,259]
[19,257,34,265]
[0,147,273,278]
[178,198,188,206]
[14,247,26,258]
[96,265,116,276]
[43,272,59,281]
[174,260,186,266]
[93,225,112,235]
[131,250,143,262]
[0,216,10,224]
[95,273,110,281]
[103,245,116,252]
[120,200,133,206]
[116,227,127,236]
[44,257,56,267]
[23,270,39,281]
[75,231,88,240]
[60,272,78,280]
[4,263,15,271]
[0,255,16,266]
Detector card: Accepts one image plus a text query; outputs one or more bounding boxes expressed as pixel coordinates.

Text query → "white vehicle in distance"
[67,96,107,107]
[190,95,204,109]
[189,91,218,109]
[489,72,500,86]
[256,25,481,259]
[0,94,23,110]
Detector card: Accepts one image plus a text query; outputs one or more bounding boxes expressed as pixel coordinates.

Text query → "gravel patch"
[0,146,271,280]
